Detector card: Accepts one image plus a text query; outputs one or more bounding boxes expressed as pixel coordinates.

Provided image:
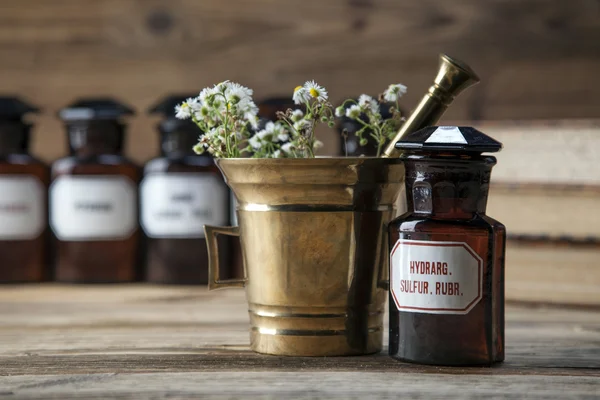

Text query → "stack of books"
[482,120,600,307]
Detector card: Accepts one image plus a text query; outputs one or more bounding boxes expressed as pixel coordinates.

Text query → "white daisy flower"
[358,94,379,115]
[194,105,211,120]
[303,80,328,102]
[186,97,202,112]
[264,121,277,132]
[225,83,253,108]
[253,121,278,141]
[281,142,295,154]
[258,122,285,142]
[245,113,259,129]
[257,129,273,141]
[313,140,324,150]
[268,122,288,142]
[249,134,262,150]
[291,109,304,122]
[383,83,407,102]
[293,86,310,105]
[238,98,258,116]
[225,87,246,104]
[335,106,345,117]
[227,82,253,98]
[175,102,192,119]
[293,119,311,132]
[277,132,290,142]
[345,104,362,119]
[272,150,282,158]
[199,87,218,103]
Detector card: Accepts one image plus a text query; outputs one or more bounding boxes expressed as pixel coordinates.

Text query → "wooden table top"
[0,285,598,399]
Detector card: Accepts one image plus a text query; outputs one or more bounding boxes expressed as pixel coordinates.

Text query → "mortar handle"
[204,225,246,290]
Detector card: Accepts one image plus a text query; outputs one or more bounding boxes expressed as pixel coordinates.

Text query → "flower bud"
[193,144,205,154]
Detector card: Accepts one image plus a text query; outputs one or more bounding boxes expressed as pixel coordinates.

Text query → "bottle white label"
[140,173,228,238]
[0,176,45,240]
[390,239,483,315]
[50,176,137,241]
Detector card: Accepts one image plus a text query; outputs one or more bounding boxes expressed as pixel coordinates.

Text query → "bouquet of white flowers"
[174,80,259,158]
[175,80,407,158]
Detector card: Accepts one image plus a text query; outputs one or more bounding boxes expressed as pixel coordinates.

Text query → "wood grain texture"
[0,372,599,400]
[0,0,598,163]
[488,185,600,238]
[0,285,598,399]
[505,240,600,306]
[469,120,600,238]
[482,120,600,186]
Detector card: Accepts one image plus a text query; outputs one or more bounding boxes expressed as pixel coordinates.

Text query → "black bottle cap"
[148,94,196,118]
[395,126,502,154]
[59,98,135,121]
[0,96,40,120]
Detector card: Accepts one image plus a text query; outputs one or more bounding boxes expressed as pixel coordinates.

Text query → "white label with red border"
[390,239,482,315]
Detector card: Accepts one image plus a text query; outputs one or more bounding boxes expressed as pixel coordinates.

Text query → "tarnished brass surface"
[383,54,480,158]
[204,225,245,290]
[205,157,405,356]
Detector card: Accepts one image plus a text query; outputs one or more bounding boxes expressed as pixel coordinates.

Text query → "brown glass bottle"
[388,126,505,366]
[142,95,231,284]
[257,96,296,127]
[0,98,49,283]
[51,99,140,283]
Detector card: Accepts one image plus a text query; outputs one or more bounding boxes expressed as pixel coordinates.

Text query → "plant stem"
[344,136,348,157]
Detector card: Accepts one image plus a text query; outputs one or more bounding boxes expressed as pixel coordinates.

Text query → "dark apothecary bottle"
[51,98,140,282]
[142,95,231,284]
[0,97,49,283]
[257,96,296,130]
[388,126,505,366]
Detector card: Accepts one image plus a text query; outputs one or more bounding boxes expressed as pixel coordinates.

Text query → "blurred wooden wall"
[0,0,599,163]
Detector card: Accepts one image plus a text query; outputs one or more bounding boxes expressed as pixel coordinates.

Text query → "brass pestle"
[382,54,480,158]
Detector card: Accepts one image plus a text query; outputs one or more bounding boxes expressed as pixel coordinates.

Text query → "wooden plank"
[0,286,599,370]
[462,121,600,238]
[0,285,598,398]
[505,240,600,306]
[0,1,597,162]
[481,120,600,186]
[487,185,600,238]
[0,372,597,400]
